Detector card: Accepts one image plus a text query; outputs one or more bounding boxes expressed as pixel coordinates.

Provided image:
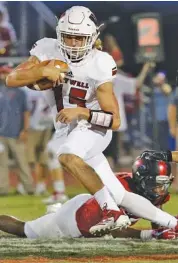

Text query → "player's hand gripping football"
[42,59,68,87]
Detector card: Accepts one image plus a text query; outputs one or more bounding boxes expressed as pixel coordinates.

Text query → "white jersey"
[30,38,117,132]
[24,88,53,130]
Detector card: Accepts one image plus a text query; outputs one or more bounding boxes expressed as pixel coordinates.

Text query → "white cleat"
[89,209,131,237]
[112,215,131,230]
[42,192,69,205]
[90,217,115,237]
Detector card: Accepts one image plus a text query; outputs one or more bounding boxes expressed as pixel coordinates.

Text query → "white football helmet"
[56,6,100,62]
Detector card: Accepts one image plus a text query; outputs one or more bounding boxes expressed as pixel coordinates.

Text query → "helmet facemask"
[151,174,173,204]
[57,31,98,62]
[140,175,172,204]
[56,6,100,63]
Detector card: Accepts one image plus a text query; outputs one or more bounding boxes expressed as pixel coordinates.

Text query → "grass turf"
[1,259,178,263]
[0,187,177,228]
[0,186,178,261]
[1,237,178,259]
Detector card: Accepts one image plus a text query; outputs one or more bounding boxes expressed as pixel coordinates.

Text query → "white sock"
[155,209,177,228]
[94,186,120,211]
[121,191,177,228]
[35,182,46,194]
[17,183,26,195]
[87,154,126,205]
[53,180,65,193]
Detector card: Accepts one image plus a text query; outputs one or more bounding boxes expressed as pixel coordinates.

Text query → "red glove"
[152,228,177,240]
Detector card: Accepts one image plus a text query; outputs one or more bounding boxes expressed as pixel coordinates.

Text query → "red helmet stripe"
[157,160,168,176]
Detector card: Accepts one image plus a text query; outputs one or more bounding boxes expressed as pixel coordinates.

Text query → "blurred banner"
[132,13,165,63]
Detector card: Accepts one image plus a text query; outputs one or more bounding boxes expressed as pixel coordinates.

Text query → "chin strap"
[88,110,113,128]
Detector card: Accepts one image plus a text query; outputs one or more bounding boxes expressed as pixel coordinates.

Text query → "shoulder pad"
[90,50,117,88]
[29,38,57,60]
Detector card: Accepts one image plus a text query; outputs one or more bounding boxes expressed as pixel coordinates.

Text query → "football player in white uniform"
[22,90,68,201]
[44,131,69,204]
[22,89,53,195]
[6,6,177,235]
[0,152,177,240]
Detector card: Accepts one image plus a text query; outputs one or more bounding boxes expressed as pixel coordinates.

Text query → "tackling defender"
[6,6,178,235]
[0,151,177,240]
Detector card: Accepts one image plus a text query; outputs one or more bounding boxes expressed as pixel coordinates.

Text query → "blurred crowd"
[0,2,17,56]
[1,2,178,200]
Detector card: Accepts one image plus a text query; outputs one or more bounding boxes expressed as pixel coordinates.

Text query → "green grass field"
[0,186,178,262]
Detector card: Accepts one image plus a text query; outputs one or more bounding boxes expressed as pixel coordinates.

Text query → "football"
[27,59,68,91]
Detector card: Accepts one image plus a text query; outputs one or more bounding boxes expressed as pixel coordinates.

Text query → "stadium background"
[1,1,178,263]
[4,1,178,82]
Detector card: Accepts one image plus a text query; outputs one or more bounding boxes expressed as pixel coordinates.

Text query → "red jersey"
[75,172,170,237]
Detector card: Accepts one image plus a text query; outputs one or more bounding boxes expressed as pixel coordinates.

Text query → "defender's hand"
[152,228,178,240]
[140,150,172,162]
